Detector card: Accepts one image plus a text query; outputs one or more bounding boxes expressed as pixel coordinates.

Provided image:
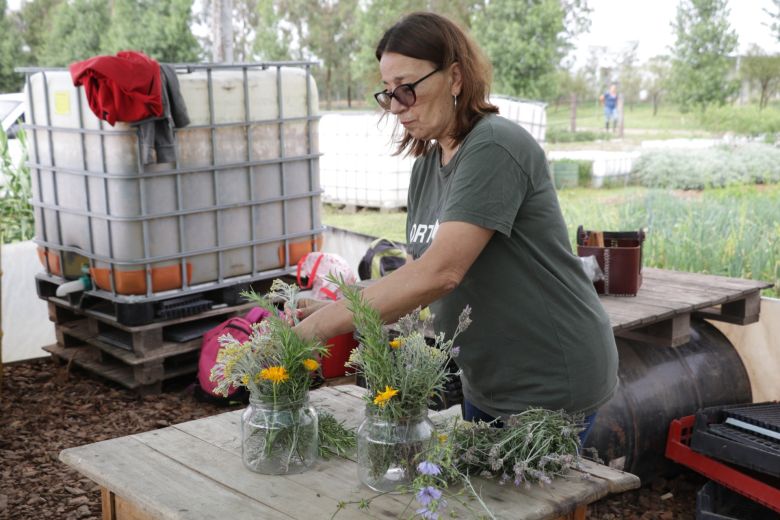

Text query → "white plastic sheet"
[1,240,55,362]
[709,297,780,402]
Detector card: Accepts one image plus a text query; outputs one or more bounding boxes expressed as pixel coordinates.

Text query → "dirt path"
[0,359,704,519]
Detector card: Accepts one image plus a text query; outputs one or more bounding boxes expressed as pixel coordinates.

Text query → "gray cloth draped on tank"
[139,63,190,164]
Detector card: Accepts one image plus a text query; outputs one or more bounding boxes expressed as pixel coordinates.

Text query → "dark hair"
[375,12,498,157]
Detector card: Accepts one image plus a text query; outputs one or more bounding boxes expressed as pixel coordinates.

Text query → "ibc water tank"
[24,63,322,300]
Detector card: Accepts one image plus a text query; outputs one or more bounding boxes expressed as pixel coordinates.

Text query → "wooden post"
[569,92,577,133]
[617,93,624,138]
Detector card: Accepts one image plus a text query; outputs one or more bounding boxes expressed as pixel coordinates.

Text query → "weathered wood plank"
[693,291,762,325]
[642,267,772,291]
[42,344,194,391]
[167,406,478,517]
[615,314,691,348]
[60,436,292,519]
[575,459,641,493]
[133,427,396,520]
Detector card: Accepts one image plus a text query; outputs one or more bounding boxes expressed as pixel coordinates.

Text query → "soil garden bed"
[1,358,704,519]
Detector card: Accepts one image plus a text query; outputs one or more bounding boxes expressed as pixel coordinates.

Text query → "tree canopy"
[740,45,780,110]
[668,0,739,112]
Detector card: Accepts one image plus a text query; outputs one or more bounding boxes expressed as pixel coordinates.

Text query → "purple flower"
[415,508,440,520]
[415,486,442,506]
[451,346,461,357]
[417,461,442,476]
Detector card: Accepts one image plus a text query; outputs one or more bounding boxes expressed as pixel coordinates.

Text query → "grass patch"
[322,204,407,243]
[547,101,780,138]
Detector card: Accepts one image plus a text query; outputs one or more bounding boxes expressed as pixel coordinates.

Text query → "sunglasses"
[374,69,441,110]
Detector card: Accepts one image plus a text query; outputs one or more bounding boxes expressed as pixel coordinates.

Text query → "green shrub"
[698,105,780,135]
[0,128,35,244]
[576,160,593,187]
[632,143,780,190]
[546,127,612,143]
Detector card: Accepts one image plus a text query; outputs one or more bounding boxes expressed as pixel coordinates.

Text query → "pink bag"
[296,252,357,300]
[197,307,269,398]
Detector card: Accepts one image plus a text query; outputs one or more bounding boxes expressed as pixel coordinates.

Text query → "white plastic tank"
[318,96,546,209]
[319,112,412,209]
[26,65,321,297]
[490,95,547,143]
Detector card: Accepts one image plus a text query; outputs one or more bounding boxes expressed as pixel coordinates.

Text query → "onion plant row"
[558,186,780,297]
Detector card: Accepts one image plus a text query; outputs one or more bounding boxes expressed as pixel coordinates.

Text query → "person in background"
[600,82,619,132]
[294,12,618,444]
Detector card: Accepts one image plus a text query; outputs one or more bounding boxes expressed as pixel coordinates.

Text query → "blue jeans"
[462,400,597,444]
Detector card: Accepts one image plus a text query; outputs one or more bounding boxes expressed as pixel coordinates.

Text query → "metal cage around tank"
[18,62,324,304]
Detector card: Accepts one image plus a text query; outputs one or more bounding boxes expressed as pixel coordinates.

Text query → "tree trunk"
[347,65,352,109]
[212,0,234,63]
[569,93,577,133]
[652,93,659,116]
[325,64,332,111]
[760,80,770,111]
[617,94,624,138]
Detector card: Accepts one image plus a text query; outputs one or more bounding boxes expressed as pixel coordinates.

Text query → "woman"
[295,12,618,438]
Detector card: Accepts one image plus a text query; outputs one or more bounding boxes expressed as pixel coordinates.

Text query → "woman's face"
[378,52,456,143]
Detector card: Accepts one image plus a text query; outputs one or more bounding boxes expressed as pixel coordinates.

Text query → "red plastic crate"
[321,332,357,379]
[666,415,780,514]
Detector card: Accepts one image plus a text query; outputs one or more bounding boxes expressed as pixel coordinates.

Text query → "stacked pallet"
[44,297,255,394]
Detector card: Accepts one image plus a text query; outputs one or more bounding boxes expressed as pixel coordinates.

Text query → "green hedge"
[632,143,780,190]
[546,128,613,143]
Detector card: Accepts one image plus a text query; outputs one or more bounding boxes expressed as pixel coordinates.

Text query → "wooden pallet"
[45,298,257,394]
[604,268,773,348]
[36,273,294,326]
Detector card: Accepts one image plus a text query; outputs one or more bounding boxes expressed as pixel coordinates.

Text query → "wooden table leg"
[101,487,156,520]
[101,487,116,520]
[553,504,587,520]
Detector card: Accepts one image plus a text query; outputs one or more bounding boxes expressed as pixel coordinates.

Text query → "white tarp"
[1,240,55,362]
[709,297,780,402]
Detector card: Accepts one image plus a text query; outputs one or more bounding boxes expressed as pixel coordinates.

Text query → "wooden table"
[60,385,640,520]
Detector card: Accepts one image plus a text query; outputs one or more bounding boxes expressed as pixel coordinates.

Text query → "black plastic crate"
[691,404,780,478]
[697,481,776,520]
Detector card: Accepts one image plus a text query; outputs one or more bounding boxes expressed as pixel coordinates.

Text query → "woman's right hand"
[297,298,330,320]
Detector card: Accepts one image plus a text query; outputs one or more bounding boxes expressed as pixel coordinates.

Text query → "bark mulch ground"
[1,358,705,520]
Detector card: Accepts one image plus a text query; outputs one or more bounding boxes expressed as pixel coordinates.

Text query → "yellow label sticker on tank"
[54,91,71,115]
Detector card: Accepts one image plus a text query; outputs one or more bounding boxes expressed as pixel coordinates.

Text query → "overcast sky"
[572,0,780,65]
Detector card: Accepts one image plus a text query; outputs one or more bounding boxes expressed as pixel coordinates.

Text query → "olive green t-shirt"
[406,114,618,417]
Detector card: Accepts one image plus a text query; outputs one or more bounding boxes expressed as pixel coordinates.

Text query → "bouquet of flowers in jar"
[210,280,329,475]
[338,282,471,492]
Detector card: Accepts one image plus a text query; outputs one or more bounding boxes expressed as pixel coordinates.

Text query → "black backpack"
[358,238,408,280]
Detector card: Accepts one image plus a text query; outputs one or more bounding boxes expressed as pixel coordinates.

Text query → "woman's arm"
[293,220,494,341]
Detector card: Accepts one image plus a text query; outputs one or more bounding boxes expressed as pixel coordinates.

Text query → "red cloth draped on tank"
[69,51,163,126]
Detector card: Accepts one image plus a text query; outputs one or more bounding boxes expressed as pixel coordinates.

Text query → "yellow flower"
[389,338,403,349]
[303,358,320,371]
[260,366,289,384]
[438,434,448,444]
[240,374,250,386]
[373,386,399,407]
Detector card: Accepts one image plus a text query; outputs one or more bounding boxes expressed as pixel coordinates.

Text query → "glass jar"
[356,406,435,492]
[241,394,318,475]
